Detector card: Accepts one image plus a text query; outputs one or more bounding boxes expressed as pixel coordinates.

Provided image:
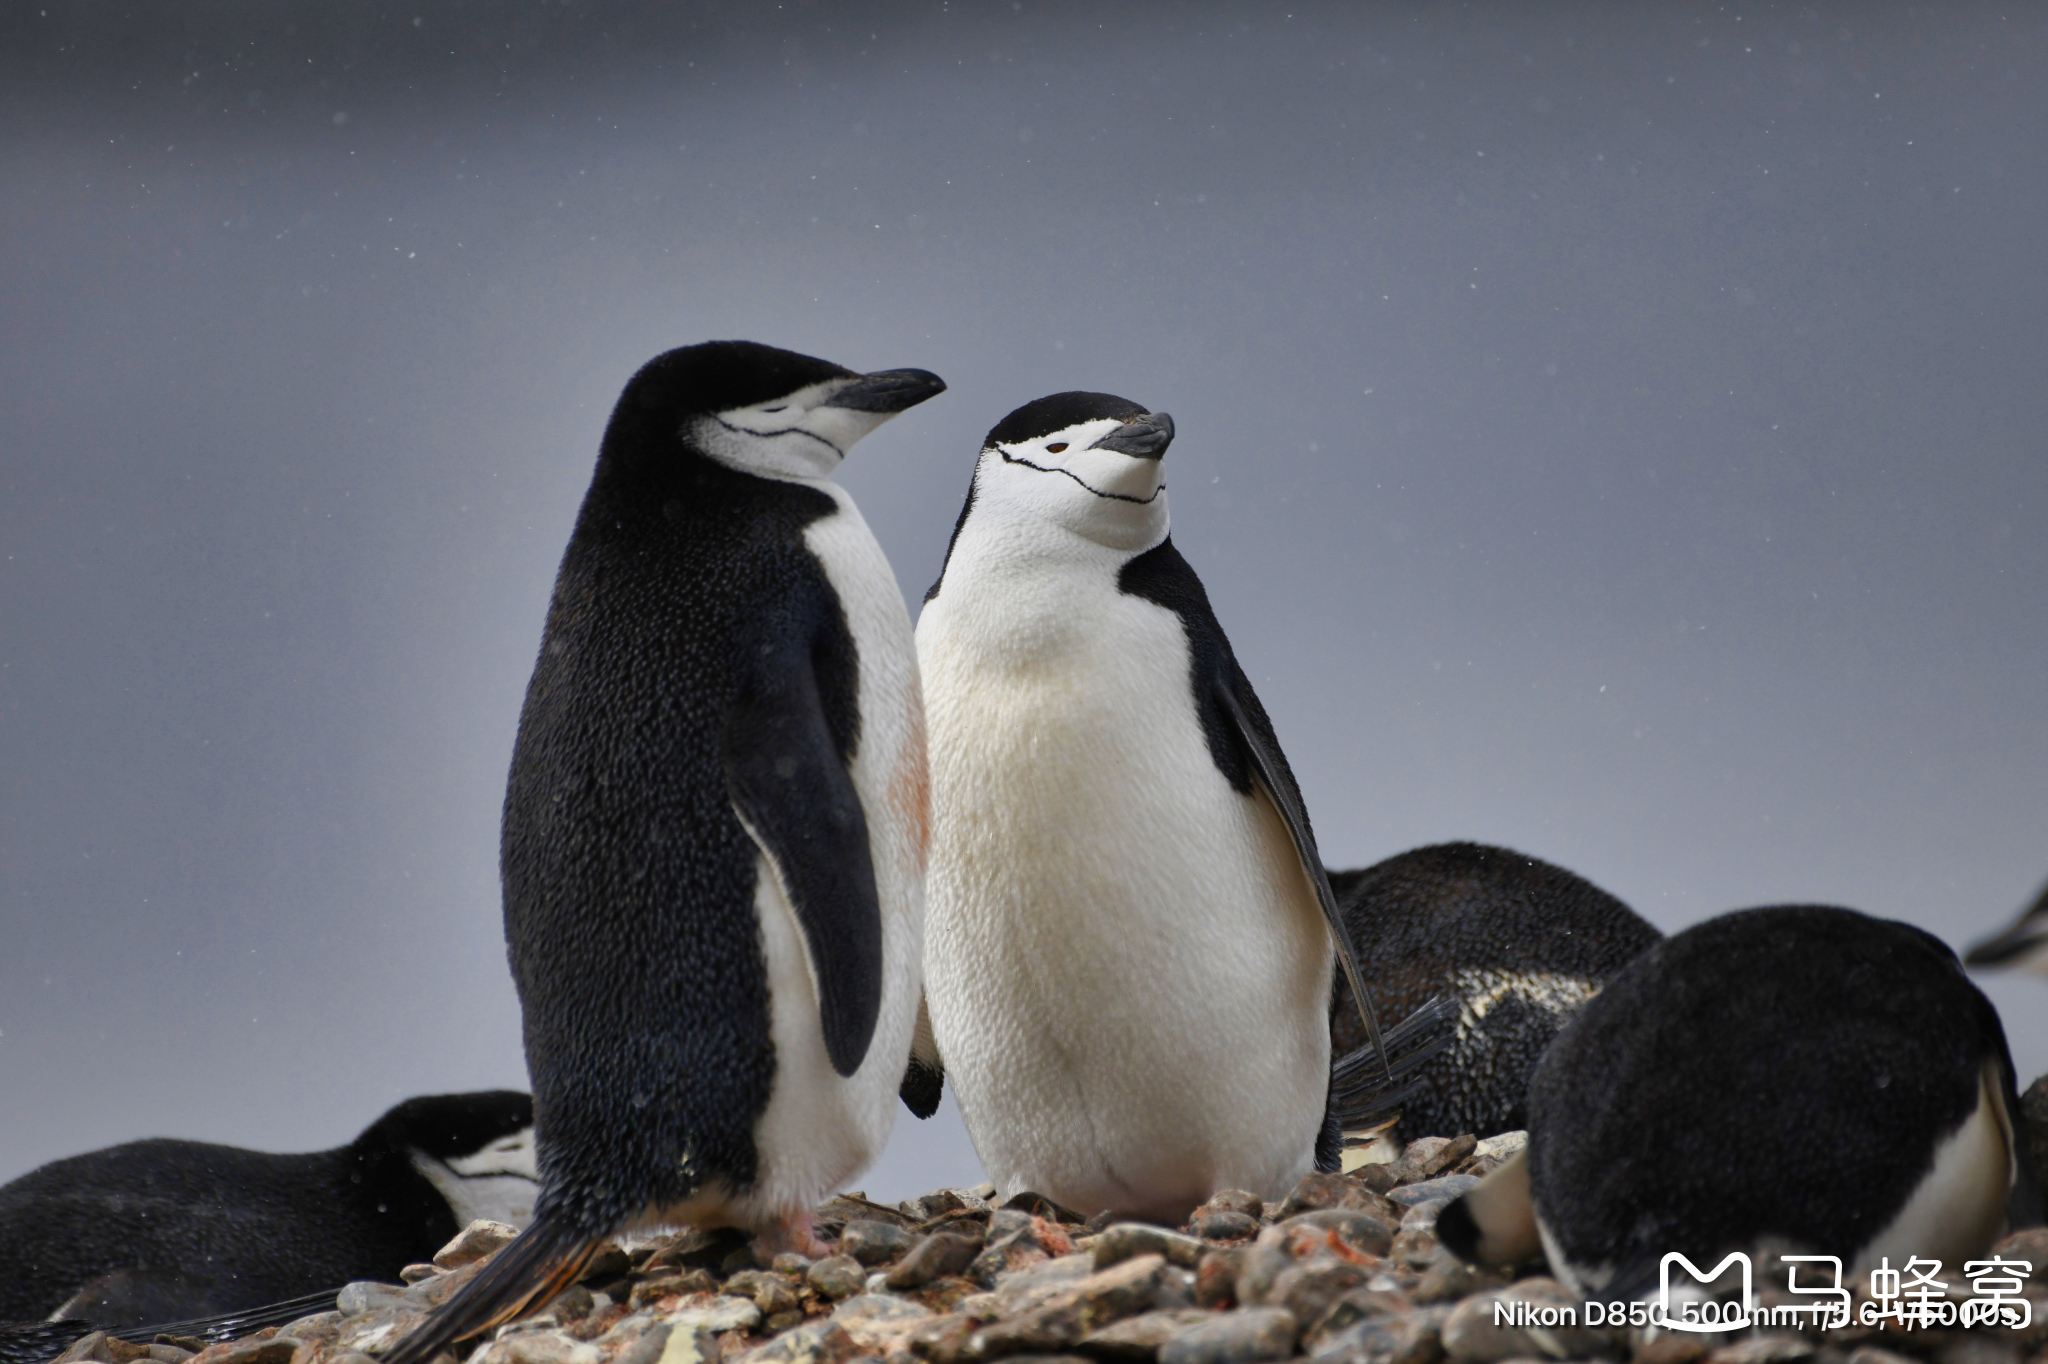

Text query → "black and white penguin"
[1326,842,1661,1141]
[384,342,940,1364]
[0,1091,535,1327]
[1438,905,2041,1298]
[911,392,1401,1224]
[1964,877,2048,974]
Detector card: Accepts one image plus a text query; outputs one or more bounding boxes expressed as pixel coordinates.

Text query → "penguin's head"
[970,391,1174,551]
[603,340,945,483]
[356,1090,541,1230]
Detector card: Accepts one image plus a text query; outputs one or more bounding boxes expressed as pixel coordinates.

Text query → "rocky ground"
[43,1132,2048,1364]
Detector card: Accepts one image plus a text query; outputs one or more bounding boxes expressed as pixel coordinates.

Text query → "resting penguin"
[382,342,940,1364]
[1327,842,1661,1141]
[0,1090,535,1326]
[1963,875,2048,974]
[1438,904,2042,1299]
[911,391,1409,1224]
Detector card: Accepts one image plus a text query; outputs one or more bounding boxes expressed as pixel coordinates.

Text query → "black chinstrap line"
[996,447,1163,504]
[708,414,846,461]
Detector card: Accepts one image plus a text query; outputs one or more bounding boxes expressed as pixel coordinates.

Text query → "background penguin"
[0,1090,534,1327]
[913,391,1411,1225]
[1438,904,2042,1299]
[384,342,940,1364]
[1326,842,1661,1141]
[1964,876,2048,974]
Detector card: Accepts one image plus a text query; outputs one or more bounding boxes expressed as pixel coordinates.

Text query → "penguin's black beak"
[823,368,947,414]
[1089,411,1174,460]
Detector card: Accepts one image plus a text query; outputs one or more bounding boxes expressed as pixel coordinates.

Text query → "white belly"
[695,487,927,1227]
[918,552,1331,1222]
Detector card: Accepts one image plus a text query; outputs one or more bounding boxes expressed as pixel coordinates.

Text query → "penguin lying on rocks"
[1326,842,1661,1141]
[383,342,941,1364]
[1439,904,2042,1299]
[0,1090,534,1326]
[1963,876,2048,974]
[910,391,1431,1225]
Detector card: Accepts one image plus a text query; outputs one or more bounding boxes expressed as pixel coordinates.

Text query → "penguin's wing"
[723,605,884,1079]
[899,990,945,1118]
[1215,673,1392,1081]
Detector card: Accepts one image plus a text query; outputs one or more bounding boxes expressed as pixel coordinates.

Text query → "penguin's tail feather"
[1329,995,1457,1130]
[383,1217,605,1364]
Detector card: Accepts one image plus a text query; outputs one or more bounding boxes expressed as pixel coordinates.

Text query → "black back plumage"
[0,1092,531,1325]
[502,342,866,1232]
[1327,842,1661,1139]
[1527,905,2026,1295]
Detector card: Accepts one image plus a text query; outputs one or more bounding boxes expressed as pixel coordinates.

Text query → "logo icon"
[1658,1252,1752,1331]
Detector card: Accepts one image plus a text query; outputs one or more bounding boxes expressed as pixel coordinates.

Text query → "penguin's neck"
[926,518,1163,674]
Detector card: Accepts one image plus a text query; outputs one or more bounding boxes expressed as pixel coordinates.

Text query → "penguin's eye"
[1046,442,1069,454]
[763,406,788,414]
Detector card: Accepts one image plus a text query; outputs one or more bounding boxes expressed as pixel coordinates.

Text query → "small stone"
[991,1253,1098,1314]
[1385,1177,1481,1209]
[1276,1173,1352,1219]
[1391,1136,1475,1185]
[1470,1134,1525,1162]
[809,1255,870,1300]
[1004,1192,1089,1224]
[1158,1308,1297,1364]
[434,1219,523,1269]
[1192,1250,1241,1309]
[724,1271,801,1317]
[608,1324,675,1364]
[1703,1337,1812,1364]
[146,1347,194,1364]
[1271,1261,1369,1333]
[473,1334,602,1364]
[1631,1337,1706,1364]
[1188,1212,1260,1242]
[1307,1309,1444,1364]
[1231,1241,1294,1309]
[583,1243,634,1280]
[334,1308,428,1357]
[1076,1309,1215,1361]
[844,1221,920,1267]
[736,1321,857,1364]
[1277,1209,1395,1258]
[399,1263,441,1285]
[339,1282,413,1316]
[1090,1226,1208,1271]
[901,1313,981,1364]
[217,1340,301,1364]
[976,1255,1172,1357]
[1411,1255,1506,1304]
[770,1253,813,1275]
[1204,1191,1264,1221]
[54,1333,111,1364]
[830,1294,933,1351]
[633,1274,721,1311]
[663,1296,766,1335]
[887,1233,987,1290]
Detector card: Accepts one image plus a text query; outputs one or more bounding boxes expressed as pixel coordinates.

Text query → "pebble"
[1159,1308,1298,1364]
[43,1147,2046,1364]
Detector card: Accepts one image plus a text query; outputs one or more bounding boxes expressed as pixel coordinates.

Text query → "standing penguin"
[1438,904,2041,1297]
[1327,842,1661,1141]
[385,342,941,1364]
[0,1091,535,1326]
[913,392,1395,1224]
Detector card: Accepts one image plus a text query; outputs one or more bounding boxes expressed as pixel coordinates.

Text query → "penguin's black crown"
[352,1090,532,1161]
[985,391,1156,449]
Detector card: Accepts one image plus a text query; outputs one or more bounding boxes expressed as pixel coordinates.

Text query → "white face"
[411,1125,541,1230]
[976,418,1170,552]
[692,377,904,482]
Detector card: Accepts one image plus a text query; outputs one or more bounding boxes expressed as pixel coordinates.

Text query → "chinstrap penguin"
[911,391,1403,1224]
[1438,904,2042,1299]
[0,1091,535,1327]
[383,341,939,1364]
[1963,876,2048,974]
[1326,842,1661,1141]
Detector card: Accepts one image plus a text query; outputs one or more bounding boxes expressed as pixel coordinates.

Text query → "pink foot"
[755,1209,834,1260]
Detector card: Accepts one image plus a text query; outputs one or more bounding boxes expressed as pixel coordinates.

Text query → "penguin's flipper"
[1329,994,1458,1128]
[382,1218,604,1364]
[1964,877,2048,971]
[724,612,885,1079]
[900,990,945,1118]
[1214,679,1392,1081]
[1436,1148,1542,1268]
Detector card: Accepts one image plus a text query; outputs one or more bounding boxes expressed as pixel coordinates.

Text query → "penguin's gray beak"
[1090,411,1174,460]
[823,369,947,414]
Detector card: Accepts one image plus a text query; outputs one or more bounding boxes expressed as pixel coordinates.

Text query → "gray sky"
[2,2,2044,1201]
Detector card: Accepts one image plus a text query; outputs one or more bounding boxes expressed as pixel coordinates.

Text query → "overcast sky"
[2,2,2044,1200]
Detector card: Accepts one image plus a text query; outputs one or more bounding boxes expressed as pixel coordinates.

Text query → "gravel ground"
[42,1132,2048,1364]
